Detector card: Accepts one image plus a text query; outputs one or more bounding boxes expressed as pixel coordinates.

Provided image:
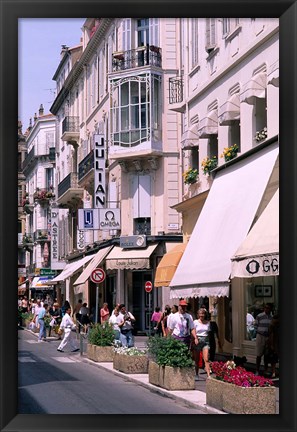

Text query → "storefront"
[169,142,279,357]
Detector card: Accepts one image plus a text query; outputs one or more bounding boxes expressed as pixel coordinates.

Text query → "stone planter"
[113,353,149,374]
[148,361,195,390]
[86,344,115,362]
[206,377,276,414]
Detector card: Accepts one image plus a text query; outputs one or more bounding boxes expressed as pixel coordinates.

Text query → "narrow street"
[18,329,206,414]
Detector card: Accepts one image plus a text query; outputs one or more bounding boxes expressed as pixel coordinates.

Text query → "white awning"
[218,93,240,125]
[181,124,199,149]
[267,61,279,87]
[73,246,113,285]
[106,244,158,270]
[240,72,267,104]
[51,255,94,282]
[231,189,279,278]
[169,143,279,299]
[198,110,218,138]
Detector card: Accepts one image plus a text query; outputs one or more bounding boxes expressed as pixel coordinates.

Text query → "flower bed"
[113,347,148,374]
[206,361,276,414]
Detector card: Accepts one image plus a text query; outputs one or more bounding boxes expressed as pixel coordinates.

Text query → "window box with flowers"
[201,156,218,175]
[220,144,239,163]
[206,360,276,414]
[254,127,267,143]
[182,168,198,185]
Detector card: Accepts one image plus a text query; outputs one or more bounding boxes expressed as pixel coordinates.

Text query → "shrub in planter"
[206,360,276,414]
[87,322,115,362]
[146,335,195,390]
[113,347,148,374]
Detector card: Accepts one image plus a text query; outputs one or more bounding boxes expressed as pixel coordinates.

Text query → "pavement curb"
[81,355,226,414]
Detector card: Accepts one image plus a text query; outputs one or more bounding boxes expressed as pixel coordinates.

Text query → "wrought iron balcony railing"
[78,151,94,181]
[169,76,184,104]
[34,229,50,242]
[62,116,79,135]
[58,172,79,198]
[112,45,162,72]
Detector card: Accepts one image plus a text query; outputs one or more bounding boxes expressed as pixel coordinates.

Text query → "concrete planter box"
[148,361,195,390]
[86,344,115,362]
[206,377,276,414]
[113,353,148,374]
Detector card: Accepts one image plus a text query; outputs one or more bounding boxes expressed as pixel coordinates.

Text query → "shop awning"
[240,72,266,104]
[73,246,113,285]
[169,142,279,299]
[30,276,55,289]
[51,255,94,282]
[267,60,279,87]
[231,189,279,278]
[181,124,199,149]
[218,93,240,125]
[154,243,186,287]
[105,244,158,270]
[198,110,218,138]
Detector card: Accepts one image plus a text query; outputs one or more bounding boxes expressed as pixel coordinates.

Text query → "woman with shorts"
[192,308,211,380]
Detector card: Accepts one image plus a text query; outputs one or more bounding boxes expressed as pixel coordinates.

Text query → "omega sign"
[94,134,106,208]
[99,209,120,230]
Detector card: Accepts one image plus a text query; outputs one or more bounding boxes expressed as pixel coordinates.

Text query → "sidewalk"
[21,329,279,414]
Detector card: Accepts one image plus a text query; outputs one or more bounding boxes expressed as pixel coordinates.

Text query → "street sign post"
[90,268,106,323]
[145,281,153,336]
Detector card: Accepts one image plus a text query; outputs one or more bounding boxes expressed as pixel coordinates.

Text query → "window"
[191,19,199,69]
[254,97,267,143]
[111,73,161,147]
[190,147,199,172]
[205,18,217,53]
[134,218,151,235]
[137,18,149,47]
[229,120,241,152]
[122,18,131,51]
[45,168,54,189]
[208,135,218,159]
[132,174,151,232]
[222,18,240,38]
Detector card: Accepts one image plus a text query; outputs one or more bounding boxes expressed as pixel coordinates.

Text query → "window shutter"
[149,18,159,46]
[206,18,216,50]
[138,175,151,217]
[122,18,131,51]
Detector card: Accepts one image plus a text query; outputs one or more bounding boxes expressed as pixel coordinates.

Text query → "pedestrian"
[100,302,110,324]
[151,306,162,335]
[79,303,91,333]
[109,307,122,344]
[167,299,198,350]
[254,303,273,375]
[57,306,79,353]
[33,299,42,330]
[48,302,61,338]
[118,304,136,347]
[192,308,211,379]
[160,305,172,337]
[73,299,83,331]
[61,300,71,318]
[208,316,222,361]
[167,304,178,329]
[37,303,49,342]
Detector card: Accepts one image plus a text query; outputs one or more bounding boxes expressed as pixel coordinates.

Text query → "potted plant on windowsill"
[201,156,218,175]
[113,346,149,374]
[220,144,239,163]
[254,127,267,142]
[206,360,276,414]
[87,322,116,362]
[147,335,195,390]
[182,168,199,185]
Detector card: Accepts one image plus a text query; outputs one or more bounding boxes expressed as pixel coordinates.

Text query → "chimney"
[34,113,37,122]
[39,104,44,116]
[61,45,69,59]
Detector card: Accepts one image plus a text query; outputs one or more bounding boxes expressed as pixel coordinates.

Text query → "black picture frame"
[255,285,273,298]
[1,1,296,432]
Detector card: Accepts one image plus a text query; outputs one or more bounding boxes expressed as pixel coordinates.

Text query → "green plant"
[201,156,218,175]
[146,335,194,368]
[182,168,198,185]
[88,322,115,346]
[220,144,239,162]
[21,312,34,321]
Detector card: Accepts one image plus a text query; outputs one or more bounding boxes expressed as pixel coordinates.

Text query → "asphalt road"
[18,329,206,414]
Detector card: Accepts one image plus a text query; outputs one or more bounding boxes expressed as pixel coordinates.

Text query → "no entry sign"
[90,268,106,284]
[145,281,153,293]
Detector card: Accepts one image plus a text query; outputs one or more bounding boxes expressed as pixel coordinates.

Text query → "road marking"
[18,357,36,362]
[23,340,39,344]
[53,357,77,363]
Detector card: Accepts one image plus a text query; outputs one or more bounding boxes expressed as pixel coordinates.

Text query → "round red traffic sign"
[145,281,153,293]
[90,268,106,284]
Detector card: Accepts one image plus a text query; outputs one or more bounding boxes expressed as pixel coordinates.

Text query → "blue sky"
[18,18,86,129]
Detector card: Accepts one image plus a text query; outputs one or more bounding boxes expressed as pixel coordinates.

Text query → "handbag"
[57,327,63,335]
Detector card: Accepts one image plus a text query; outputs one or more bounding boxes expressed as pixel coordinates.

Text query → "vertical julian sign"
[94,134,106,208]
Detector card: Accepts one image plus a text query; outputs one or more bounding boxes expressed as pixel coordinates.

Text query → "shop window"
[244,277,279,341]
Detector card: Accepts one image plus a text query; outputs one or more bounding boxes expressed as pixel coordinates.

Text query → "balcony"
[34,229,50,242]
[112,45,162,73]
[57,172,83,206]
[33,187,55,205]
[22,233,34,248]
[78,150,94,185]
[22,147,35,174]
[21,195,34,214]
[168,76,185,113]
[61,116,80,143]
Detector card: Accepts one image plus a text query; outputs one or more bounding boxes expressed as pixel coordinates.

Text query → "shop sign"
[94,134,106,208]
[77,229,85,250]
[99,208,120,231]
[40,269,56,276]
[232,254,279,278]
[106,258,150,270]
[51,210,59,265]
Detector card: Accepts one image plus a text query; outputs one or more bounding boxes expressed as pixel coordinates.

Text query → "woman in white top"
[192,308,211,379]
